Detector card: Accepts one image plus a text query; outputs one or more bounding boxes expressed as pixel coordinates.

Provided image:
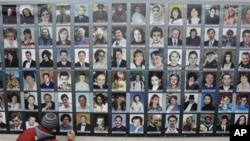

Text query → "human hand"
[67,130,75,140]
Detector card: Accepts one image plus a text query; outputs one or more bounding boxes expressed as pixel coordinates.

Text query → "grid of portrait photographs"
[0,1,250,137]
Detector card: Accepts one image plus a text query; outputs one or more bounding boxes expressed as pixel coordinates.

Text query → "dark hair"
[203,94,213,105]
[169,73,180,85]
[11,93,20,102]
[93,71,106,79]
[25,51,32,55]
[94,49,105,62]
[23,71,35,80]
[131,116,143,125]
[78,95,87,105]
[170,7,182,19]
[133,49,145,65]
[79,72,86,77]
[22,8,32,17]
[4,27,17,39]
[60,71,69,78]
[187,72,198,81]
[189,28,198,36]
[131,27,145,42]
[207,28,215,34]
[168,115,178,122]
[168,95,178,103]
[43,93,52,99]
[95,93,106,105]
[23,28,32,39]
[242,29,250,37]
[113,71,125,81]
[113,95,126,111]
[220,115,228,121]
[151,50,163,58]
[58,28,69,41]
[223,51,233,63]
[149,94,160,107]
[60,114,71,122]
[169,51,180,61]
[188,51,198,58]
[171,28,181,38]
[60,49,68,55]
[150,26,163,38]
[133,94,140,102]
[27,95,35,100]
[78,50,86,56]
[41,50,52,59]
[61,94,69,100]
[114,27,124,35]
[11,112,21,120]
[115,115,123,121]
[235,115,247,125]
[41,28,51,38]
[134,73,143,81]
[43,73,50,78]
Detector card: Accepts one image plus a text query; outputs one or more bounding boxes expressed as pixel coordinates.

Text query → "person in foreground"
[16,112,75,141]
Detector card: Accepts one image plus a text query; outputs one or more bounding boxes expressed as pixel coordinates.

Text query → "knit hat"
[41,113,58,129]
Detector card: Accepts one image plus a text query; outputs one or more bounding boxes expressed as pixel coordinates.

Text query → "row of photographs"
[1,4,250,26]
[2,26,250,48]
[0,111,249,134]
[2,48,250,70]
[0,92,249,113]
[1,70,250,92]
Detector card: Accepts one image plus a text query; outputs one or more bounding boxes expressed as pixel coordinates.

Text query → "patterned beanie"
[41,113,58,129]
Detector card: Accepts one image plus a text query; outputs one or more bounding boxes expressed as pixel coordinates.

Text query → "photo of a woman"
[169,6,183,25]
[148,94,162,112]
[187,5,202,25]
[130,49,145,69]
[21,28,35,47]
[201,93,215,111]
[56,27,71,46]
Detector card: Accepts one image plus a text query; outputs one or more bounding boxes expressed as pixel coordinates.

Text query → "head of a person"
[78,50,86,62]
[190,7,200,18]
[22,8,32,17]
[40,7,50,22]
[78,72,86,82]
[41,28,51,39]
[61,94,69,106]
[188,95,195,103]
[223,51,233,63]
[7,7,13,16]
[4,27,17,42]
[25,51,32,60]
[58,28,69,42]
[152,4,163,18]
[7,51,15,61]
[114,27,124,41]
[241,52,250,65]
[204,115,212,124]
[60,114,71,126]
[28,115,36,126]
[59,5,66,15]
[95,93,105,105]
[151,50,163,67]
[132,27,144,43]
[186,116,193,125]
[189,28,198,38]
[239,95,248,106]
[171,7,182,19]
[96,115,105,127]
[94,49,105,62]
[97,4,105,12]
[23,28,32,40]
[239,72,249,85]
[77,5,86,16]
[132,116,143,127]
[95,27,104,40]
[187,72,198,83]
[206,51,216,62]
[114,95,124,105]
[27,95,35,105]
[114,115,123,127]
[133,49,145,65]
[113,71,125,86]
[168,115,178,127]
[59,71,69,84]
[209,7,216,16]
[149,94,160,107]
[169,95,178,105]
[59,49,68,62]
[94,71,106,86]
[24,71,35,85]
[78,95,87,107]
[226,29,234,40]
[171,28,180,39]
[80,115,87,124]
[42,73,50,84]
[221,73,232,86]
[227,7,235,17]
[41,50,52,61]
[235,115,247,125]
[203,94,213,105]
[11,112,21,127]
[150,115,159,126]
[204,73,215,85]
[150,26,163,43]
[150,72,162,86]
[76,27,87,40]
[11,93,19,103]
[242,30,250,44]
[244,8,250,22]
[43,93,52,104]
[114,48,123,60]
[220,115,228,125]
[134,74,142,81]
[169,73,180,86]
[207,28,216,40]
[115,4,124,12]
[188,51,198,65]
[134,5,141,13]
[169,51,180,65]
[133,94,140,102]
[9,72,15,79]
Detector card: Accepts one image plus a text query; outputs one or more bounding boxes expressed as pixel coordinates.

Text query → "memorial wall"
[0,0,249,137]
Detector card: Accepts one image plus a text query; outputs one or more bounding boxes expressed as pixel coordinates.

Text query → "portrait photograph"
[39,49,54,68]
[241,6,250,26]
[187,4,202,25]
[202,72,217,91]
[93,93,108,112]
[75,71,90,91]
[93,71,108,91]
[59,113,73,132]
[150,3,164,25]
[166,71,181,92]
[164,114,179,134]
[168,4,184,25]
[0,112,7,130]
[111,114,126,133]
[93,26,108,47]
[182,114,197,133]
[5,49,19,68]
[22,71,37,91]
[74,49,89,69]
[219,72,234,92]
[112,26,127,47]
[183,93,199,112]
[234,114,248,125]
[200,93,216,112]
[186,27,201,47]
[223,5,238,26]
[56,26,71,46]
[76,113,91,133]
[147,93,163,113]
[55,5,71,24]
[57,71,72,91]
[21,49,36,69]
[38,26,53,47]
[148,71,163,92]
[74,4,89,23]
[111,93,126,112]
[93,113,108,133]
[75,93,90,112]
[185,71,200,91]
[129,114,144,134]
[217,93,233,113]
[111,48,127,69]
[239,28,250,48]
[56,48,72,68]
[221,49,236,70]
[7,91,22,111]
[149,26,164,47]
[168,26,183,47]
[215,114,231,133]
[9,112,23,131]
[238,50,250,70]
[40,92,57,111]
[2,5,17,25]
[235,93,250,112]
[203,49,219,69]
[222,28,237,47]
[130,71,145,91]
[20,5,35,24]
[74,26,89,46]
[37,4,52,24]
[93,48,108,69]
[25,112,39,129]
[0,72,2,89]
[236,72,250,92]
[3,27,18,48]
[185,49,200,70]
[130,48,146,69]
[147,114,162,134]
[167,49,182,70]
[39,70,54,90]
[5,70,20,90]
[0,92,5,111]
[149,48,164,70]
[205,5,220,25]
[111,71,127,91]
[93,3,108,23]
[131,3,146,24]
[166,93,181,113]
[130,26,145,46]
[199,114,214,133]
[204,27,219,47]
[129,92,145,113]
[20,27,36,48]
[112,3,127,23]
[58,92,72,112]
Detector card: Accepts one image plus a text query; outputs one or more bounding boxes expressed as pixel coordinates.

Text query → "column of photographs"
[0,2,249,136]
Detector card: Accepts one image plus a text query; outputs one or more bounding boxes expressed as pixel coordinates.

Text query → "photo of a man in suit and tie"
[77,114,91,132]
[111,48,127,68]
